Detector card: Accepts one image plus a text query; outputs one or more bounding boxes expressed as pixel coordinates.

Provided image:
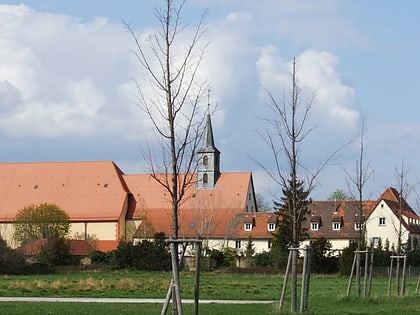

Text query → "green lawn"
[1,271,420,314]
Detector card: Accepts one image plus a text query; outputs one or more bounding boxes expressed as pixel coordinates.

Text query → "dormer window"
[244,223,252,231]
[332,222,341,230]
[354,222,362,231]
[310,215,321,231]
[268,223,275,231]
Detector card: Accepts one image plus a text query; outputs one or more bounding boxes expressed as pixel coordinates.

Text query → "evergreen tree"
[278,176,311,247]
[244,236,256,267]
[270,178,311,269]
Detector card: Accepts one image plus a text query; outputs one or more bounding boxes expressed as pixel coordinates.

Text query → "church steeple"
[197,103,220,189]
[201,113,218,153]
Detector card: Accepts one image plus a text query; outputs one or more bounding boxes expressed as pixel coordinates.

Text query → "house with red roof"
[301,200,375,253]
[365,187,420,249]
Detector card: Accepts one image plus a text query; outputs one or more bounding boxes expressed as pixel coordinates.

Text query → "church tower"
[197,111,220,189]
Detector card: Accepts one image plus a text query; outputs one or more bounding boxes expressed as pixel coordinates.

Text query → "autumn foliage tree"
[13,203,70,245]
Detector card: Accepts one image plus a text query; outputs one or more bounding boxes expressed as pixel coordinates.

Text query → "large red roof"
[0,161,129,222]
[124,172,254,219]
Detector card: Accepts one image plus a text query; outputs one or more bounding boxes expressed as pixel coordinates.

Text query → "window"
[235,240,241,249]
[268,223,275,231]
[311,223,319,231]
[379,217,386,226]
[332,222,341,230]
[203,173,208,184]
[354,222,362,231]
[244,223,252,231]
[203,155,208,166]
[268,240,272,249]
[371,237,380,247]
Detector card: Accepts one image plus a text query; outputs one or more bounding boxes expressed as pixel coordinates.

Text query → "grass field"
[1,270,420,314]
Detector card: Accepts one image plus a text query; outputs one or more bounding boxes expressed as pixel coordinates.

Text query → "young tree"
[125,1,209,313]
[344,122,373,296]
[244,235,256,267]
[393,159,414,295]
[13,203,70,245]
[256,58,343,312]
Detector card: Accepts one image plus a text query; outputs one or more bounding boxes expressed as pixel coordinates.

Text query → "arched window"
[203,173,208,184]
[203,155,208,166]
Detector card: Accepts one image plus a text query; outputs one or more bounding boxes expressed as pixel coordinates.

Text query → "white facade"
[366,200,416,249]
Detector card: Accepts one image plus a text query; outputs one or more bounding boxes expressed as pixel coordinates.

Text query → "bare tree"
[393,159,414,295]
[255,58,345,312]
[125,1,209,313]
[344,121,373,297]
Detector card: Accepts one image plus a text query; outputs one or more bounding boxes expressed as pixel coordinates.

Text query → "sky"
[1,0,420,207]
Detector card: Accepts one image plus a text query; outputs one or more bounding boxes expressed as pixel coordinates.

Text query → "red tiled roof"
[376,187,420,234]
[128,172,258,240]
[20,239,46,256]
[134,210,277,241]
[306,200,375,240]
[233,213,278,239]
[124,172,254,220]
[70,239,119,255]
[0,161,129,222]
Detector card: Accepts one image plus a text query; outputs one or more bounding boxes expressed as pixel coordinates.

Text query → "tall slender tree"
[125,1,209,313]
[255,58,344,312]
[393,159,414,295]
[344,121,373,296]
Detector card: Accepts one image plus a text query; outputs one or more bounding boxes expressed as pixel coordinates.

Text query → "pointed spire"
[200,90,219,153]
[196,90,221,189]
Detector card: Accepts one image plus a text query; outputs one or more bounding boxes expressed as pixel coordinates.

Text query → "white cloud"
[0,4,142,139]
[256,47,360,130]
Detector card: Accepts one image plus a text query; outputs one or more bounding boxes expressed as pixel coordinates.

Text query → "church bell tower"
[197,111,220,189]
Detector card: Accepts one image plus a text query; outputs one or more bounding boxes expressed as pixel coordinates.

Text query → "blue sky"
[1,1,420,206]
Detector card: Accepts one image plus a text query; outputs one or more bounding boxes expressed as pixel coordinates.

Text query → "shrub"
[112,233,171,271]
[269,246,289,269]
[113,241,134,269]
[0,237,26,274]
[339,242,358,275]
[254,251,274,267]
[222,247,237,267]
[208,249,224,269]
[38,236,70,266]
[310,237,338,274]
[90,250,108,264]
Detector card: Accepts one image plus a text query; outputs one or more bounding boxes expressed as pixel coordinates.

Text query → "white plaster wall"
[70,222,118,241]
[301,239,353,254]
[366,201,408,249]
[86,222,117,240]
[0,223,16,247]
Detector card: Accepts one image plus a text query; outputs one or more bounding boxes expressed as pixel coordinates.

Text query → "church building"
[0,113,276,255]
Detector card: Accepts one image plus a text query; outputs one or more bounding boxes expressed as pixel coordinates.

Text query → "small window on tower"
[203,156,208,166]
[203,173,208,184]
